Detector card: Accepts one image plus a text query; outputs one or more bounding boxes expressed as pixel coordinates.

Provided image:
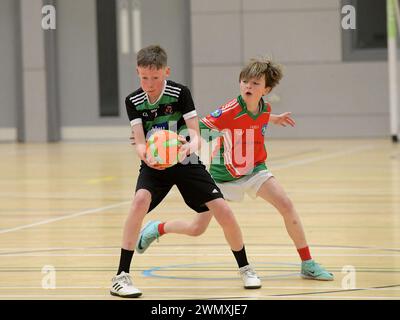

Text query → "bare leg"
[133,196,261,287]
[121,189,152,250]
[256,177,308,249]
[110,189,151,297]
[164,211,213,236]
[205,198,244,251]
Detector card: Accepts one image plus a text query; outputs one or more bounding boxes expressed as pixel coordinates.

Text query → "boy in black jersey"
[110,45,260,298]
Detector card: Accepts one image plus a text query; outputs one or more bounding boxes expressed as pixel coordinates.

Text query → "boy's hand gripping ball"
[146,130,182,169]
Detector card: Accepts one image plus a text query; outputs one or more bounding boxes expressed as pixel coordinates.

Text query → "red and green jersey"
[200,95,271,183]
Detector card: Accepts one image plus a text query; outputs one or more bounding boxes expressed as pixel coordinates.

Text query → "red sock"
[297,246,312,261]
[158,222,166,236]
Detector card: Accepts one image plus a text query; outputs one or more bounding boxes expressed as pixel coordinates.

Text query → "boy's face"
[137,66,170,100]
[240,76,271,104]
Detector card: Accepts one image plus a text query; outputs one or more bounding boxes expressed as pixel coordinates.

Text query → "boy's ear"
[165,66,171,77]
[264,86,272,95]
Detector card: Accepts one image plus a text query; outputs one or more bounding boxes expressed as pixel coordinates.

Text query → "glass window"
[342,0,391,61]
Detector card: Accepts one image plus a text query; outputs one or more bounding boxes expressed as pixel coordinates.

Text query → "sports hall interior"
[0,0,399,299]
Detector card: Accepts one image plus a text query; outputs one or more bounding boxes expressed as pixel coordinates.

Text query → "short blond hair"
[239,57,283,89]
[137,45,167,69]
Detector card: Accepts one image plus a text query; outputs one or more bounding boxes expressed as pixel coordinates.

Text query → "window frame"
[341,0,388,62]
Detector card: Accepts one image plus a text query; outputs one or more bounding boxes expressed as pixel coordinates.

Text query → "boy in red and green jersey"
[200,94,271,183]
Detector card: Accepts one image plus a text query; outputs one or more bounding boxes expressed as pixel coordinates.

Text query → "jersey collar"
[237,95,266,120]
[146,80,167,106]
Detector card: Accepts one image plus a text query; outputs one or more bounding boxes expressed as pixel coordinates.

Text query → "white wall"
[190,0,393,138]
[57,0,101,127]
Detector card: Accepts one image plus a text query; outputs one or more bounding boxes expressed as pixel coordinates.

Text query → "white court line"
[1,286,400,291]
[0,247,119,251]
[0,246,392,251]
[1,253,400,257]
[0,201,130,235]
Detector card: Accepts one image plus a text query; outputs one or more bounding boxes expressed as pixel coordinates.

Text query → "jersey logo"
[165,105,173,115]
[152,122,168,131]
[150,109,158,118]
[210,109,222,118]
[262,123,268,136]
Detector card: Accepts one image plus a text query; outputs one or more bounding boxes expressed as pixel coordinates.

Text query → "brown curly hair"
[239,57,283,89]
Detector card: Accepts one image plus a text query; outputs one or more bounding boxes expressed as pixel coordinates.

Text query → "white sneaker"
[110,272,142,298]
[239,265,262,289]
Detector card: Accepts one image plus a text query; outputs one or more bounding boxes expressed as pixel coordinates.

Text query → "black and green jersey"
[125,80,197,138]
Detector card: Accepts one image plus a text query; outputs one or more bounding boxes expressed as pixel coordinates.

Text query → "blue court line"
[142,262,300,281]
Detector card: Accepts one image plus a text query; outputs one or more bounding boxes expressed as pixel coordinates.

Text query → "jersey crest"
[210,109,222,118]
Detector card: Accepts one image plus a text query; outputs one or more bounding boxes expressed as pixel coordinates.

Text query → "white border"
[0,128,17,141]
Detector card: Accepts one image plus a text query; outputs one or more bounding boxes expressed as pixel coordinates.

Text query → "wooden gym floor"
[0,138,399,300]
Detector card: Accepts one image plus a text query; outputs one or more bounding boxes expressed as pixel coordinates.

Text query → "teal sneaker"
[301,260,334,281]
[136,220,161,254]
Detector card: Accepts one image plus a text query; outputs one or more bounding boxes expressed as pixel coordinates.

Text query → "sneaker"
[239,265,262,289]
[110,272,142,298]
[301,260,334,281]
[136,220,161,254]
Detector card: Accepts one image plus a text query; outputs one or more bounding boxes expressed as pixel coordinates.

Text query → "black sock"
[117,248,134,275]
[232,245,249,268]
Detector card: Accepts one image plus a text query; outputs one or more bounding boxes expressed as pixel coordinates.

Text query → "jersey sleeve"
[200,107,230,132]
[125,97,142,127]
[178,86,198,121]
[199,107,232,142]
[199,120,223,142]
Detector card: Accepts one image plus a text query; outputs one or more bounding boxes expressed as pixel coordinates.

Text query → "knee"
[131,192,151,213]
[213,205,236,226]
[188,223,207,237]
[277,196,294,216]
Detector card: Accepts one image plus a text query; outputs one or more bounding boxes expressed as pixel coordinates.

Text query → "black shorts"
[135,158,224,213]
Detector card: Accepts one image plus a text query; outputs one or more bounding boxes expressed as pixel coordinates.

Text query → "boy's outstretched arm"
[270,112,296,127]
